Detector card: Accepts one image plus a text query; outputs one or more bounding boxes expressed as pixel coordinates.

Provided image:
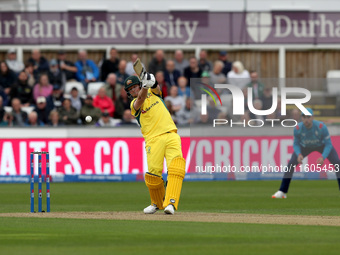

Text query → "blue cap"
[302,107,313,116]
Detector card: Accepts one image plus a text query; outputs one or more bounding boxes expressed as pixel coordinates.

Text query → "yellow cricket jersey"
[131,89,177,140]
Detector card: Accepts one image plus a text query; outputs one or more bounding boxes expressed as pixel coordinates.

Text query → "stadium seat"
[326,70,340,94]
[21,106,35,115]
[87,82,105,97]
[65,81,85,96]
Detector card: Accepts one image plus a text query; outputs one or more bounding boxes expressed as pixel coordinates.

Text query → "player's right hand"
[297,154,303,164]
[142,73,155,88]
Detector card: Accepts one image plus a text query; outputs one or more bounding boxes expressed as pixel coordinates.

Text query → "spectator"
[148,49,166,74]
[104,73,121,101]
[114,87,130,119]
[116,109,137,126]
[28,49,49,81]
[176,97,194,126]
[57,50,77,82]
[262,88,273,112]
[1,112,13,126]
[206,96,221,122]
[164,100,177,123]
[75,49,99,89]
[49,110,63,127]
[93,87,115,117]
[101,48,120,81]
[155,71,168,98]
[125,53,140,76]
[290,108,301,123]
[11,98,28,126]
[0,96,5,122]
[96,111,116,127]
[173,50,189,75]
[6,48,24,74]
[227,61,250,89]
[70,87,83,113]
[24,62,36,87]
[249,99,265,124]
[58,98,79,125]
[51,85,64,110]
[33,73,53,102]
[48,59,63,90]
[177,76,190,98]
[198,50,212,72]
[164,86,184,112]
[27,111,44,126]
[218,51,232,76]
[246,71,265,100]
[0,61,17,95]
[209,60,227,85]
[164,60,181,86]
[10,71,34,106]
[115,60,128,86]
[184,57,202,83]
[34,96,52,125]
[80,95,102,125]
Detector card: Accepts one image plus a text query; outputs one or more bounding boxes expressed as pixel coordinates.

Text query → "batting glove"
[142,73,156,89]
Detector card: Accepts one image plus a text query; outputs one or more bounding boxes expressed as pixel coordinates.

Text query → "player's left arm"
[319,124,333,164]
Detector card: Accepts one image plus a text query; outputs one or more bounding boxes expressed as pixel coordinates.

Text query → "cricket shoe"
[143,204,158,214]
[164,204,175,215]
[272,190,287,199]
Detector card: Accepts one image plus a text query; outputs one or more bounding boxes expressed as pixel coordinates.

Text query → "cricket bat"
[133,58,146,80]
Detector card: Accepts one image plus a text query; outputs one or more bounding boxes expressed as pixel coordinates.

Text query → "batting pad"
[163,157,186,210]
[145,172,165,210]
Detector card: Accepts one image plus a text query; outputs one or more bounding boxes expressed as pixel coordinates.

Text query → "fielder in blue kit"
[272,108,340,198]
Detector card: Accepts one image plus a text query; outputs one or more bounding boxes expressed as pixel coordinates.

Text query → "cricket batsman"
[272,108,340,198]
[124,73,186,214]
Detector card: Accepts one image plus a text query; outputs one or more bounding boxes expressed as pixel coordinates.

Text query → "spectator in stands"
[165,86,184,112]
[206,96,221,122]
[0,96,5,123]
[51,85,64,110]
[33,73,53,102]
[34,96,52,125]
[164,60,181,87]
[227,61,250,89]
[48,59,63,90]
[174,50,189,75]
[101,48,120,81]
[114,87,130,119]
[70,87,83,113]
[209,60,227,84]
[104,73,121,101]
[24,62,36,87]
[290,108,301,123]
[196,112,210,125]
[115,60,128,86]
[27,111,44,126]
[6,48,24,74]
[148,49,166,74]
[0,61,17,95]
[177,76,190,98]
[11,98,28,126]
[10,71,34,106]
[1,112,13,126]
[116,109,137,126]
[246,71,264,101]
[93,87,115,117]
[49,110,63,127]
[262,88,273,112]
[58,98,79,125]
[75,49,99,89]
[155,71,168,98]
[80,95,102,125]
[96,111,116,127]
[198,50,212,72]
[28,49,49,81]
[218,51,232,76]
[176,97,194,126]
[125,53,140,76]
[184,57,202,83]
[165,100,177,124]
[56,50,77,82]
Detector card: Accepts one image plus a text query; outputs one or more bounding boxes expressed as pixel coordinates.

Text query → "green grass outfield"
[1,180,340,255]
